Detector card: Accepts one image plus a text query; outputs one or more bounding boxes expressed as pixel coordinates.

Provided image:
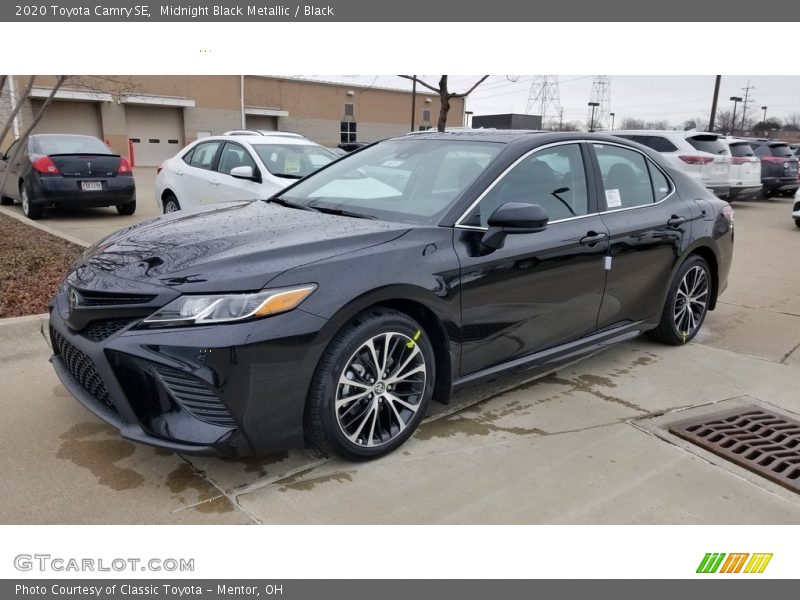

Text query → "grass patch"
[0,213,84,318]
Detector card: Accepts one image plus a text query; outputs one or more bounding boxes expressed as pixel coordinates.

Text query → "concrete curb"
[0,205,90,248]
[0,312,50,353]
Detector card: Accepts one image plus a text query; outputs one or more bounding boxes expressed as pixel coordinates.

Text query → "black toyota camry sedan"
[49,131,734,460]
[0,134,135,220]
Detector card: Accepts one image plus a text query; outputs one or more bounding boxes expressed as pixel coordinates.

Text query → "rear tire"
[0,195,12,206]
[305,309,435,460]
[20,182,42,220]
[162,194,180,214]
[116,200,136,215]
[647,255,712,346]
[794,219,800,229]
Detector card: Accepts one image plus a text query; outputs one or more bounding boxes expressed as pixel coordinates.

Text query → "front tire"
[647,255,712,346]
[116,200,136,215]
[20,182,42,220]
[306,309,435,460]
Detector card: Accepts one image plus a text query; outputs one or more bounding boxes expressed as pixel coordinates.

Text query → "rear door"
[590,141,690,328]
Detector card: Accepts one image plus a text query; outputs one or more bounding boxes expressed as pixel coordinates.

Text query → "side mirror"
[230,165,257,181]
[481,202,549,250]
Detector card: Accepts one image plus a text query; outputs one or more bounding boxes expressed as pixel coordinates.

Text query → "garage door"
[246,115,277,131]
[32,100,103,138]
[125,105,184,167]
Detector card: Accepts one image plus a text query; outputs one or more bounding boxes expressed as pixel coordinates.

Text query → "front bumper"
[48,291,331,456]
[30,176,135,207]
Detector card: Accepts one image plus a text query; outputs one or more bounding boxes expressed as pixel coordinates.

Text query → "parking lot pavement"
[1,196,799,524]
[0,167,160,245]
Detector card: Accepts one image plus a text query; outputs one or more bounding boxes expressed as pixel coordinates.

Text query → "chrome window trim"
[454,139,676,231]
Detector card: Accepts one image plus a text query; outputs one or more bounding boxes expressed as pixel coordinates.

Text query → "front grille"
[84,319,132,342]
[52,329,116,412]
[75,288,155,306]
[149,363,236,428]
[669,406,800,494]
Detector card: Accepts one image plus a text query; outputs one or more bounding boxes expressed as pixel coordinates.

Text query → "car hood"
[75,201,411,293]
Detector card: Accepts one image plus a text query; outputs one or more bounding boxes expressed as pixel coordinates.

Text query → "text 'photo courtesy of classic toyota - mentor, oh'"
[48,131,733,460]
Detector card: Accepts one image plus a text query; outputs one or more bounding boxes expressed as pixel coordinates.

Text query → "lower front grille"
[149,363,237,428]
[84,319,133,342]
[52,329,116,412]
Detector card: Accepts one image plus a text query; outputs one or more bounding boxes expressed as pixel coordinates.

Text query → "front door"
[454,142,610,376]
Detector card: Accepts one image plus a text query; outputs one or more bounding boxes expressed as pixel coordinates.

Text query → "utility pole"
[761,106,768,135]
[587,76,611,130]
[708,75,721,132]
[588,102,599,132]
[740,80,755,135]
[526,76,562,124]
[558,107,564,131]
[730,96,742,136]
[610,112,615,130]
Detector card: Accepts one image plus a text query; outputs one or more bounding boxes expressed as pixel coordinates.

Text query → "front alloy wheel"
[306,309,434,460]
[336,332,427,448]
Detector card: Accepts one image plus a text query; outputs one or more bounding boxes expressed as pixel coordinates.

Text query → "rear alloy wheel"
[306,309,434,460]
[116,200,136,215]
[647,256,711,345]
[163,195,180,214]
[20,182,42,220]
[795,219,800,229]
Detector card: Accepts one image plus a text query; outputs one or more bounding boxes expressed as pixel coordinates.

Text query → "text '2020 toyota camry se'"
[49,131,733,460]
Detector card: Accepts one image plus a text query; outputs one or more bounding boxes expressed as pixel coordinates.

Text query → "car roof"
[391,129,548,143]
[202,134,320,146]
[612,129,719,138]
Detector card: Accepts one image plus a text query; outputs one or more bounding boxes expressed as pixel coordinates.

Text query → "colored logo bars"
[697,553,773,574]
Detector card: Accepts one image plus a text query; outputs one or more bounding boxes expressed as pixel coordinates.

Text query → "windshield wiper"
[268,197,318,211]
[274,173,303,179]
[312,205,376,220]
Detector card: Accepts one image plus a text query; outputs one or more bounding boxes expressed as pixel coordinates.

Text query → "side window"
[182,147,195,165]
[648,163,671,202]
[217,142,256,175]
[462,143,589,227]
[594,144,655,209]
[4,138,20,158]
[188,141,221,170]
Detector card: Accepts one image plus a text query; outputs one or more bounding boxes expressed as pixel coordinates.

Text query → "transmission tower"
[587,76,611,131]
[526,76,562,126]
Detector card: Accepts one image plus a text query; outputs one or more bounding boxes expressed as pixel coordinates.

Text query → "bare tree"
[713,110,735,136]
[398,75,489,132]
[619,117,646,130]
[0,76,37,152]
[0,76,68,197]
[783,112,800,131]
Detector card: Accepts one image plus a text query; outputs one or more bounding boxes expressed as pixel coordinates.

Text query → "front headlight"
[143,284,317,326]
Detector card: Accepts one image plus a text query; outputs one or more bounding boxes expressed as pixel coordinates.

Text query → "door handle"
[667,215,687,227]
[175,170,184,176]
[579,231,609,246]
[209,179,220,186]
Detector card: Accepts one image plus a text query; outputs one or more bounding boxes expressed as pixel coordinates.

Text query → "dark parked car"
[742,138,799,196]
[0,134,135,220]
[49,131,734,460]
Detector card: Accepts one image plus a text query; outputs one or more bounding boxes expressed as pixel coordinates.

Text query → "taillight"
[31,156,60,175]
[117,156,132,174]
[761,156,789,164]
[720,204,734,223]
[679,155,714,165]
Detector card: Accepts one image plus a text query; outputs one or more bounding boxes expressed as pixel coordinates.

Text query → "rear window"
[769,144,793,158]
[34,135,113,155]
[728,142,755,157]
[686,135,726,155]
[624,135,679,153]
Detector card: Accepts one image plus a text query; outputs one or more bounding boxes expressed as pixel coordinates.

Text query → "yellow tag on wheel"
[406,330,421,348]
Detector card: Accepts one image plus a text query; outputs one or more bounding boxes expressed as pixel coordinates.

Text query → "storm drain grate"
[668,406,800,494]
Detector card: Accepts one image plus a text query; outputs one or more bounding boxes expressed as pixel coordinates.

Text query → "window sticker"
[605,188,622,208]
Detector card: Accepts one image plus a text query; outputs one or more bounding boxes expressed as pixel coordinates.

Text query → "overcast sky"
[303,75,800,128]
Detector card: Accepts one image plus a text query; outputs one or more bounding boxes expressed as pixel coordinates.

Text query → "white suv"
[155,133,338,213]
[718,137,762,200]
[612,130,731,198]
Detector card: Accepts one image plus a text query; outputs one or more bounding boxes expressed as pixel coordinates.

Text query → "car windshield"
[273,138,503,224]
[251,143,337,178]
[35,135,113,155]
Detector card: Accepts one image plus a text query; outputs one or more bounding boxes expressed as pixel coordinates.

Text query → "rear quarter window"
[728,143,755,157]
[630,135,679,153]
